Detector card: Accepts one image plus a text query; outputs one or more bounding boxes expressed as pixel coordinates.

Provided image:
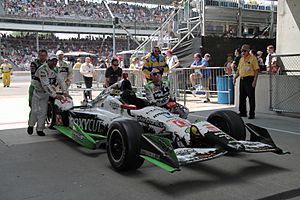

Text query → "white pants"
[28,90,49,131]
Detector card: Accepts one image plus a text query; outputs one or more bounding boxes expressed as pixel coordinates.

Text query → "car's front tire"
[207,110,246,140]
[107,119,144,171]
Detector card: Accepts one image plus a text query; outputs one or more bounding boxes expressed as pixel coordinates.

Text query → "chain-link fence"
[270,54,300,113]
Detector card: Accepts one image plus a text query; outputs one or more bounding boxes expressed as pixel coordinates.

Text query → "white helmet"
[56,50,64,56]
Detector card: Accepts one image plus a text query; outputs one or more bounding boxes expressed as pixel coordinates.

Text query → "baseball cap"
[241,44,250,51]
[204,53,211,57]
[56,50,64,56]
[257,51,263,55]
[48,54,58,61]
[165,49,172,54]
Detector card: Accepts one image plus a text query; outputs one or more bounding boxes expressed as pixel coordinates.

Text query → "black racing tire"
[46,100,56,129]
[207,110,246,140]
[107,119,144,171]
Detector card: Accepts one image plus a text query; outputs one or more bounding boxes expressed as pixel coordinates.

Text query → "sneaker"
[27,126,33,135]
[203,99,211,103]
[248,115,255,119]
[37,131,46,136]
[238,113,247,117]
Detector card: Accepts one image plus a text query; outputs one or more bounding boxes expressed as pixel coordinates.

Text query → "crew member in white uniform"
[56,50,73,89]
[27,54,70,136]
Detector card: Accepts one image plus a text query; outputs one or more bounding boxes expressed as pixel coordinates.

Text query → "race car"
[50,80,289,173]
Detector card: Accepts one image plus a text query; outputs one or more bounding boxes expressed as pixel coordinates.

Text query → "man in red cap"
[116,56,123,68]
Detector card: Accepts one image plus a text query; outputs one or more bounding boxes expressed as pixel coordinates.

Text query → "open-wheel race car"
[49,80,289,173]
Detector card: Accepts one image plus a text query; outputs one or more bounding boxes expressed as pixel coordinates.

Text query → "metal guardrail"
[71,67,233,105]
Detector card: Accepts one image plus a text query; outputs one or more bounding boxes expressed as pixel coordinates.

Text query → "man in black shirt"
[105,57,122,87]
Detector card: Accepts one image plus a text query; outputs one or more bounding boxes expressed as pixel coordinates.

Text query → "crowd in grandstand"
[0,33,142,70]
[2,0,173,24]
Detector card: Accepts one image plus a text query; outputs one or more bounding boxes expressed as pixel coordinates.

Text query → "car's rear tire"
[207,110,246,140]
[107,119,144,171]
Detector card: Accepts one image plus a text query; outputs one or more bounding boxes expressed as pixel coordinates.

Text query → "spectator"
[256,51,265,72]
[165,49,180,93]
[233,44,259,119]
[190,53,202,90]
[73,58,82,70]
[265,45,278,73]
[80,57,95,100]
[190,53,211,103]
[224,55,233,75]
[105,57,122,87]
[129,56,140,86]
[231,48,241,74]
[142,46,168,82]
[99,59,107,68]
[3,0,172,24]
[250,49,257,57]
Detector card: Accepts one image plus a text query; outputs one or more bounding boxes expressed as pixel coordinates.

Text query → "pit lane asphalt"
[0,76,300,200]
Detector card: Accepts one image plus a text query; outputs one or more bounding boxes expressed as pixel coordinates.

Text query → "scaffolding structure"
[133,0,277,56]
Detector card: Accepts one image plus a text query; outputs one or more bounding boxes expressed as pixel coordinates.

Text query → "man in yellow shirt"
[233,44,259,119]
[73,58,82,70]
[142,47,169,82]
[0,59,13,87]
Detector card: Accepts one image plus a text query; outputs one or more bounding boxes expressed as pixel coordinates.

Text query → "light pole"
[103,0,116,56]
[134,0,137,50]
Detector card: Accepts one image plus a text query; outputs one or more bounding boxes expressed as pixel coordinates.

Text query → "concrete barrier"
[12,71,31,76]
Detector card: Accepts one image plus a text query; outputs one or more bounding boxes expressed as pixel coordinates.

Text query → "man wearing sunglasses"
[145,68,189,119]
[142,46,169,82]
[233,44,259,119]
[105,57,123,88]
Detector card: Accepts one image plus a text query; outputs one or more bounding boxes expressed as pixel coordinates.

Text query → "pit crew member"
[27,54,70,136]
[28,49,48,107]
[0,59,13,87]
[56,50,73,89]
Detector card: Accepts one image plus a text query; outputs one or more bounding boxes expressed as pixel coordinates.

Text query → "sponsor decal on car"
[137,115,165,128]
[109,101,120,110]
[140,149,160,160]
[72,128,85,141]
[167,118,191,128]
[153,111,172,118]
[71,117,105,133]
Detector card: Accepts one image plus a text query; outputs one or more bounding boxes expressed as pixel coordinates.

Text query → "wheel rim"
[46,102,53,126]
[109,129,124,163]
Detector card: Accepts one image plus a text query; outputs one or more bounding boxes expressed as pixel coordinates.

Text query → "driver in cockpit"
[145,68,189,119]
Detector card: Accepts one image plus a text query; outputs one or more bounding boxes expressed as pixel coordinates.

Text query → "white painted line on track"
[260,127,300,136]
[189,113,300,136]
[189,113,207,119]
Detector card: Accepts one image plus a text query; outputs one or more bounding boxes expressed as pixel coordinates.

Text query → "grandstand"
[0,0,278,69]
